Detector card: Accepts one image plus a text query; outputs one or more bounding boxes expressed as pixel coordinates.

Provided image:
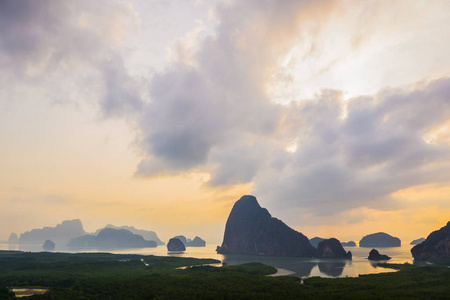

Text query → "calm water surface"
[0,243,414,278]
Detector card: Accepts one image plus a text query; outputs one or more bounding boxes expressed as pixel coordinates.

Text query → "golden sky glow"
[1,0,450,245]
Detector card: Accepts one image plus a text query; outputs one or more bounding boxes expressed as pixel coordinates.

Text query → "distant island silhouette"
[172,235,206,247]
[7,233,18,244]
[341,241,356,247]
[9,220,167,250]
[42,239,55,251]
[410,238,425,245]
[67,228,157,249]
[309,237,326,248]
[359,232,401,247]
[17,219,85,245]
[94,224,164,245]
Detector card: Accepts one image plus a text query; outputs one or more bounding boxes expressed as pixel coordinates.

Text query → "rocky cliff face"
[216,195,315,257]
[411,221,450,261]
[359,232,401,247]
[316,238,352,259]
[19,219,85,245]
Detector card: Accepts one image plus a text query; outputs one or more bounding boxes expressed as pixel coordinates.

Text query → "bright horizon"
[1,0,450,245]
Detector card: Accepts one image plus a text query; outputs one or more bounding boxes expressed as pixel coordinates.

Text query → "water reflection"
[167,251,185,256]
[221,255,355,278]
[317,261,347,277]
[221,254,317,277]
[7,244,19,251]
[369,261,391,268]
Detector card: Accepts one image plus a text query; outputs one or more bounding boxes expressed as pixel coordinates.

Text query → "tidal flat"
[0,250,449,299]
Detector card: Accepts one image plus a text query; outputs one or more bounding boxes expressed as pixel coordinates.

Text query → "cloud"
[100,54,144,118]
[257,78,450,216]
[2,0,450,224]
[133,0,450,219]
[0,0,142,118]
[135,0,331,177]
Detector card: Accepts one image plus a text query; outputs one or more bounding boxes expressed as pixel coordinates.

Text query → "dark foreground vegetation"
[0,251,448,299]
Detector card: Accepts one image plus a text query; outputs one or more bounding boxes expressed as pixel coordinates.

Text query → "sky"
[1,0,450,245]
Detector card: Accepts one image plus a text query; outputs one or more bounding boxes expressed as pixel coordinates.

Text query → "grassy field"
[0,250,448,299]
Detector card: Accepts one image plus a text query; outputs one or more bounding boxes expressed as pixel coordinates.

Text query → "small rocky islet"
[368,249,391,261]
[167,238,186,251]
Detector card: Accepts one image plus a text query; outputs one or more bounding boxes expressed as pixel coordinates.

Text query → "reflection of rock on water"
[281,260,317,277]
[221,255,353,278]
[318,261,346,277]
[221,254,317,277]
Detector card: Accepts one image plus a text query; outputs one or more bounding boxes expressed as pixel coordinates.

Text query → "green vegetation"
[304,263,450,299]
[429,258,450,266]
[0,251,448,299]
[0,286,14,300]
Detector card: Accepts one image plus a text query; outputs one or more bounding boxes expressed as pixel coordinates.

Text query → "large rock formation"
[368,249,391,261]
[167,238,186,251]
[359,232,401,247]
[7,233,18,244]
[216,195,315,257]
[341,241,356,247]
[19,219,85,245]
[42,240,55,251]
[316,238,352,259]
[411,221,450,261]
[410,238,426,245]
[94,225,164,245]
[309,237,326,248]
[67,228,157,249]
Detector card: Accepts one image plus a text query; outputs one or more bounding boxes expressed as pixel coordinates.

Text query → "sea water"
[0,242,414,278]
